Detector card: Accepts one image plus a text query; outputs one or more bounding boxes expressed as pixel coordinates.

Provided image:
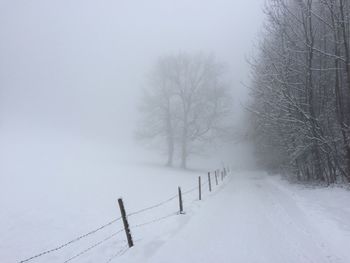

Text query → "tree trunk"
[339,0,350,181]
[181,128,187,169]
[166,102,174,167]
[166,136,174,167]
[181,112,188,169]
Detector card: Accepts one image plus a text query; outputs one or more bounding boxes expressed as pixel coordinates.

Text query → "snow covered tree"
[138,53,231,168]
[137,56,177,166]
[249,0,350,184]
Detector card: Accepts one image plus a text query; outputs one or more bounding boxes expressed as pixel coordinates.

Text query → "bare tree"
[138,53,231,168]
[137,56,177,166]
[249,0,350,184]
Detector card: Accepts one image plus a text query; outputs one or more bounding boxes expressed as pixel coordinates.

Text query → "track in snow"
[141,171,349,263]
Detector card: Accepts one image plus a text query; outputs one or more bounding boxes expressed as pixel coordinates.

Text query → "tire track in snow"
[143,171,347,263]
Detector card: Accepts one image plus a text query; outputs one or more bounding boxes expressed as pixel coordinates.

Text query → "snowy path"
[135,171,350,263]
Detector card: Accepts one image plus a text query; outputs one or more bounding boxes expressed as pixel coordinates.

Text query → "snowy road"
[134,171,350,263]
[4,165,350,263]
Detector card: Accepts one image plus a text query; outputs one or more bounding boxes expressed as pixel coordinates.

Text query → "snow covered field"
[1,130,350,263]
[0,129,228,263]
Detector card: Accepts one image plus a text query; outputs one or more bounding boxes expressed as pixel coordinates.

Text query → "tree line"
[137,53,231,169]
[249,0,350,184]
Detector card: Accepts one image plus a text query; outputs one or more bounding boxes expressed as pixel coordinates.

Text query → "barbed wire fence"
[17,166,231,263]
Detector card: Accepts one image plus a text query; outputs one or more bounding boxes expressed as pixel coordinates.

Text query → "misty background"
[0,0,263,149]
[3,1,350,263]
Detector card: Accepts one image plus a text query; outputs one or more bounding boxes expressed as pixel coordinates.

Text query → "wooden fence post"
[178,187,184,214]
[208,172,212,192]
[221,171,224,181]
[198,176,202,201]
[215,171,218,186]
[118,198,134,248]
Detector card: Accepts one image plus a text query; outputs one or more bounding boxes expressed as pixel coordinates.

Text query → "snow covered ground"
[138,172,350,263]
[1,130,350,263]
[0,128,227,263]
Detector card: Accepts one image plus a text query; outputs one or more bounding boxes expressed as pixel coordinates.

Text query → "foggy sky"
[0,0,264,143]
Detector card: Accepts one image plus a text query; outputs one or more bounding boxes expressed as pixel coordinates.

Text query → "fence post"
[178,187,184,214]
[118,198,134,248]
[215,171,218,186]
[198,176,202,201]
[208,172,212,192]
[221,171,224,181]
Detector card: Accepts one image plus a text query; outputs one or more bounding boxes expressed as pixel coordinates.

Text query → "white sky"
[0,0,264,143]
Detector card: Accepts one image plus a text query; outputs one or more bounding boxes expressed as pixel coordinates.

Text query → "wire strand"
[63,230,124,263]
[18,217,122,263]
[127,194,178,217]
[131,212,178,229]
[105,245,129,263]
[182,185,198,195]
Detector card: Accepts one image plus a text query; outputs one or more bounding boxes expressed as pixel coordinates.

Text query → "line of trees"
[249,0,350,184]
[138,53,231,169]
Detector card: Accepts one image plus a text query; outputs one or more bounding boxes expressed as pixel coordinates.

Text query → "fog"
[4,2,350,263]
[0,0,263,147]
